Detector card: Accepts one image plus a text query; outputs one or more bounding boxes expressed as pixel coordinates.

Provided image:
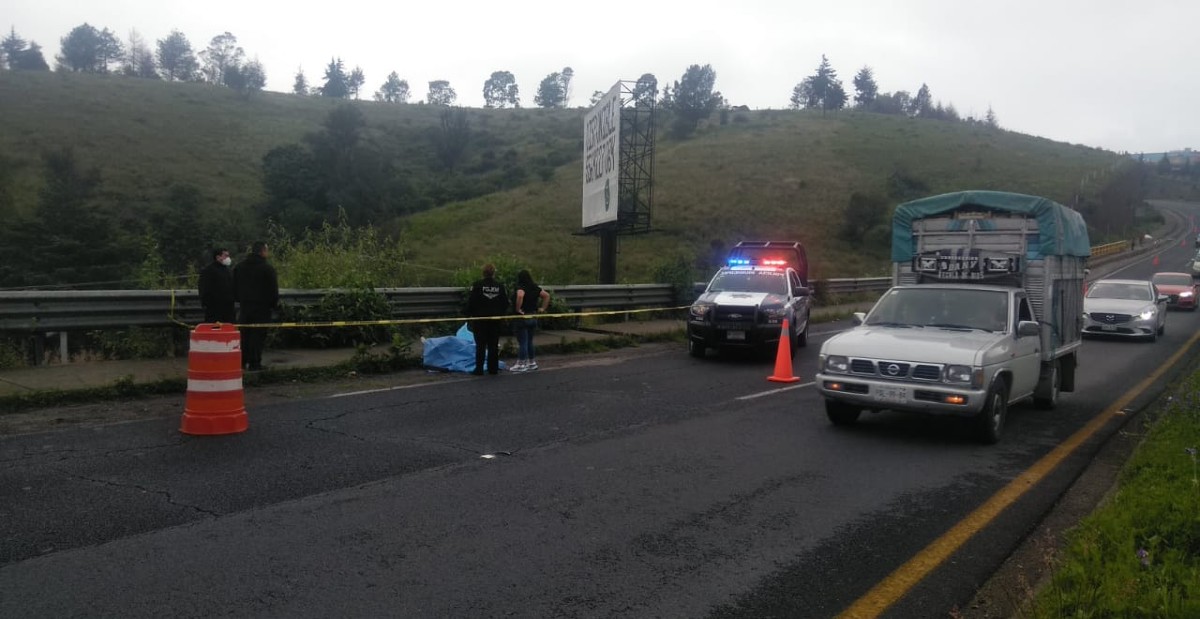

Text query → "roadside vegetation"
[0,67,1145,291]
[1027,367,1200,617]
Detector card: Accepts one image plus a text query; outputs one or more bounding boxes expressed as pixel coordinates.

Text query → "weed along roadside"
[959,353,1200,618]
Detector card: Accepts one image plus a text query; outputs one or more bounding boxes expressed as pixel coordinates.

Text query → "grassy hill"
[0,70,1124,286]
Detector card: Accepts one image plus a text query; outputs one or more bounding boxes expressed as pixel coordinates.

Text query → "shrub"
[85,327,177,360]
[267,211,410,289]
[275,288,393,348]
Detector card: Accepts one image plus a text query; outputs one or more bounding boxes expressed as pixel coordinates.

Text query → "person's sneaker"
[526,361,539,371]
[470,369,484,376]
[510,361,527,372]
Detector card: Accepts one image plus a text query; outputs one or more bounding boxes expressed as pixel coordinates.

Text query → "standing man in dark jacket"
[197,248,236,323]
[466,263,509,375]
[233,241,280,371]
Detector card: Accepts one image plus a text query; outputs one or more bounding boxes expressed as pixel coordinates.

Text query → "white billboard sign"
[582,82,622,228]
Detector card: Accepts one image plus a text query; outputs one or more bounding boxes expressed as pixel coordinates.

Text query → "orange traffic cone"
[1153,255,1160,267]
[181,323,248,435]
[767,319,801,383]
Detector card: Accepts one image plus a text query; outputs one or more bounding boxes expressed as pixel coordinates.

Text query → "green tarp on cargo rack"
[891,190,1091,262]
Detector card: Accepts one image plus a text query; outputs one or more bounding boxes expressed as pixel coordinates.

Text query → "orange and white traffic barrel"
[181,323,248,435]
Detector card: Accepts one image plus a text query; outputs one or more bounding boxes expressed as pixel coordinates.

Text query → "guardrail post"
[59,332,68,364]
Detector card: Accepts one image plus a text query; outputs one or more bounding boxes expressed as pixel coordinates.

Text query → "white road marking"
[736,381,815,400]
[329,380,453,398]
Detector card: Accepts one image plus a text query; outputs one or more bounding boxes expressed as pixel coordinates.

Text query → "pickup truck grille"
[714,305,758,324]
[848,359,943,382]
[911,365,942,380]
[1088,312,1132,324]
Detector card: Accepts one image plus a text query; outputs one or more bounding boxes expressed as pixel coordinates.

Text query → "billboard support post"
[598,228,617,284]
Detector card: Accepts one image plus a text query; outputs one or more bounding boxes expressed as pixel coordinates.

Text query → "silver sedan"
[1082,279,1168,341]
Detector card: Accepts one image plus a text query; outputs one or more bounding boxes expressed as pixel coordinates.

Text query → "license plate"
[1100,325,1118,331]
[872,385,908,404]
[726,330,745,341]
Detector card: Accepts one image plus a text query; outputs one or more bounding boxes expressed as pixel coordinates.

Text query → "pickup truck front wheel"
[974,382,1008,444]
[688,340,706,358]
[825,399,861,426]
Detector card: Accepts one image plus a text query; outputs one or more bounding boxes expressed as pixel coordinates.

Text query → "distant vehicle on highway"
[1150,272,1198,311]
[1082,279,1168,341]
[1192,250,1200,278]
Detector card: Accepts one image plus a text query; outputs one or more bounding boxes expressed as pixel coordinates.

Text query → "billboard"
[582,81,622,229]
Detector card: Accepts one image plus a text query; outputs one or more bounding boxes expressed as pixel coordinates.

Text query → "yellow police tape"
[169,290,689,330]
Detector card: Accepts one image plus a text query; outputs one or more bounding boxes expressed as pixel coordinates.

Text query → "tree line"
[3,24,999,128]
[1,25,266,96]
[788,54,999,126]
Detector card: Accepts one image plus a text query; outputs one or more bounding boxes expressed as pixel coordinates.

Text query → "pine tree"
[293,67,310,95]
[320,58,350,98]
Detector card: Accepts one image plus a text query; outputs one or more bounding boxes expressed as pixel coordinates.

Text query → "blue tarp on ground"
[422,323,506,373]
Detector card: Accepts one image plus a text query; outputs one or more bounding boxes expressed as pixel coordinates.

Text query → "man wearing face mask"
[198,247,236,323]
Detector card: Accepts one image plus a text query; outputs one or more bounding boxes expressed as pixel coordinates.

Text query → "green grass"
[0,71,1124,285]
[1030,369,1200,617]
[400,110,1121,283]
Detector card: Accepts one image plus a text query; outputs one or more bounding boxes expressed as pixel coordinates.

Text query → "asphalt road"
[3,205,1200,618]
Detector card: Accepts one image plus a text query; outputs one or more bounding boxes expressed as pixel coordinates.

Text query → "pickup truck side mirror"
[1157,294,1170,304]
[792,285,810,297]
[852,312,866,325]
[1017,320,1040,337]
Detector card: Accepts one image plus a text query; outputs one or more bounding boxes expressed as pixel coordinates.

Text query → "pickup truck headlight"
[824,355,850,373]
[690,302,714,319]
[943,365,974,384]
[1139,308,1156,320]
[761,306,788,322]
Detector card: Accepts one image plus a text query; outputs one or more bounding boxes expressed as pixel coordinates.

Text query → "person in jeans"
[510,269,550,372]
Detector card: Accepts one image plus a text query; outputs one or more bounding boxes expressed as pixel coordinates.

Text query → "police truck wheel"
[825,400,861,426]
[974,382,1008,444]
[796,316,809,348]
[688,340,705,358]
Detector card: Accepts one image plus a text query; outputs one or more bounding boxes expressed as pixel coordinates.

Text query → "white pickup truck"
[816,191,1091,443]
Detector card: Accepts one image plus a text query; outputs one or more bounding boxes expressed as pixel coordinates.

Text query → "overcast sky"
[7,0,1197,154]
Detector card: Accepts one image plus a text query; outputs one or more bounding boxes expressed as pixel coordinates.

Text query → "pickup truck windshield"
[708,271,788,295]
[866,288,1009,332]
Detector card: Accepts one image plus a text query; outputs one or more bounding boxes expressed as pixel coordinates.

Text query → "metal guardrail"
[1090,240,1131,259]
[0,285,682,333]
[0,233,1144,335]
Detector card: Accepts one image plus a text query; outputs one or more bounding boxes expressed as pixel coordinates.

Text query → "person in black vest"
[233,241,279,371]
[197,248,236,323]
[466,263,509,375]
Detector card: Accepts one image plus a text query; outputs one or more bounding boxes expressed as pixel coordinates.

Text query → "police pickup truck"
[687,241,812,358]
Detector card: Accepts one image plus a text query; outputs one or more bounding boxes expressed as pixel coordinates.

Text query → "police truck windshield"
[708,270,788,295]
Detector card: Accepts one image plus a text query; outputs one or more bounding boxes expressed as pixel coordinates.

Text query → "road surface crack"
[66,472,221,517]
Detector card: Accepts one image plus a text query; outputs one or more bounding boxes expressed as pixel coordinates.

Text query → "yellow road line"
[838,327,1200,618]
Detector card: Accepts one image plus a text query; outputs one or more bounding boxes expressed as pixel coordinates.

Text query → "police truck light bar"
[727,258,788,267]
